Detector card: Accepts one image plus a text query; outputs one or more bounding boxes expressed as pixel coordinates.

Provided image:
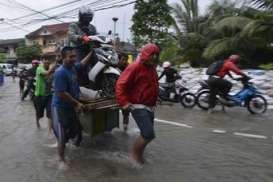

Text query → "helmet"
[163,61,171,68]
[31,60,39,65]
[79,6,94,20]
[229,55,240,63]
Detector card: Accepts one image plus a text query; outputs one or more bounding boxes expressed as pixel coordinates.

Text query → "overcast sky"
[0,0,213,40]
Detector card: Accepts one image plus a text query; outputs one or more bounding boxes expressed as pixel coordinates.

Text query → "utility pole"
[112,17,119,49]
[112,17,119,39]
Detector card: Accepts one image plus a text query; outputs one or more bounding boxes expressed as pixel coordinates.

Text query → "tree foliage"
[131,0,173,47]
[0,48,6,63]
[130,0,273,68]
[16,43,42,63]
[170,0,273,67]
[251,0,273,10]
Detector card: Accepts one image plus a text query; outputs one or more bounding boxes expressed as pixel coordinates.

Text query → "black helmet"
[79,6,94,21]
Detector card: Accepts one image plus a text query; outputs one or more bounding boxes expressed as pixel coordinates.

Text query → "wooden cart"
[79,98,120,137]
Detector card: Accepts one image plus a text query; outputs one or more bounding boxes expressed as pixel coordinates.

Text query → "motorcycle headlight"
[106,51,118,65]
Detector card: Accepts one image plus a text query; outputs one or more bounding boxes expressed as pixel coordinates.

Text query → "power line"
[15,0,133,26]
[0,0,136,33]
[11,0,63,23]
[11,0,81,21]
[52,0,135,19]
[0,19,30,33]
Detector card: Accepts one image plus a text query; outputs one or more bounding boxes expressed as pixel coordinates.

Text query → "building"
[26,23,70,60]
[0,38,24,63]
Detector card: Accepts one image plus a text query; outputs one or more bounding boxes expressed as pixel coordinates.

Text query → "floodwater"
[0,77,273,182]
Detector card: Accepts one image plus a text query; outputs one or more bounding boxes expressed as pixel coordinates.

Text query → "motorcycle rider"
[68,6,97,87]
[207,55,247,113]
[158,61,181,99]
[21,60,39,101]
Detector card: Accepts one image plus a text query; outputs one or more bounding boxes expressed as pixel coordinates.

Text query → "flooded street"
[1,77,273,182]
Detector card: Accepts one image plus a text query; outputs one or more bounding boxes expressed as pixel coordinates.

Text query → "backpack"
[206,60,224,76]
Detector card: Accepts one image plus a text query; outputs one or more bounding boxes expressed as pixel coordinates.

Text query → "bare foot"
[48,130,53,138]
[45,142,58,148]
[123,124,128,131]
[129,155,143,169]
[58,161,69,170]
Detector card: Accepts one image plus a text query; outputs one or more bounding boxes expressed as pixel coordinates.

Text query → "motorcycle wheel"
[101,74,119,98]
[180,93,196,108]
[196,90,210,110]
[247,95,267,114]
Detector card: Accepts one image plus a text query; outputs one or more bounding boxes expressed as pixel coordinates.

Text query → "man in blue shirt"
[52,46,91,168]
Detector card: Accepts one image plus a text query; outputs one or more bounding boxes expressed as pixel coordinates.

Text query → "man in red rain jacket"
[116,43,160,165]
[208,55,247,112]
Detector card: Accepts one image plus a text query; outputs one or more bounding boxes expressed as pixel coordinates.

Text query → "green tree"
[251,0,273,10]
[173,0,200,34]
[131,0,173,47]
[172,0,208,66]
[16,43,42,63]
[0,48,6,63]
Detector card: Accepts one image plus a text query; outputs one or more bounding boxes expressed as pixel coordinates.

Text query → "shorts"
[52,106,81,145]
[33,96,52,119]
[131,109,155,140]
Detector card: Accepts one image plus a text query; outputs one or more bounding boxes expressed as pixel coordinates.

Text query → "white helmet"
[79,6,94,20]
[163,61,171,68]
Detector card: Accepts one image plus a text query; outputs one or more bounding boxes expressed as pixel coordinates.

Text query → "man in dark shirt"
[68,6,97,87]
[158,61,181,99]
[21,60,39,101]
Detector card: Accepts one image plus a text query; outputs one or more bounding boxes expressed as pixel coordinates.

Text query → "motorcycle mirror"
[108,30,112,35]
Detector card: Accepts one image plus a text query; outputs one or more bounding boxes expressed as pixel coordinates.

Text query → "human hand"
[122,103,132,111]
[76,102,86,112]
[82,35,91,44]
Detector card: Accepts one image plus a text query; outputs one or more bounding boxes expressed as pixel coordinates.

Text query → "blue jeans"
[131,109,155,140]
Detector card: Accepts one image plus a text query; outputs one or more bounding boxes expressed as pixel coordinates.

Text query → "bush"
[259,63,273,70]
[182,49,204,67]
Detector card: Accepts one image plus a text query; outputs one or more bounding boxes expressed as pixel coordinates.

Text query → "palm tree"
[207,0,238,19]
[202,16,252,60]
[251,0,273,10]
[172,0,200,34]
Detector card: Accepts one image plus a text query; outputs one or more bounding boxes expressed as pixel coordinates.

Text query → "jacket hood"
[139,43,160,62]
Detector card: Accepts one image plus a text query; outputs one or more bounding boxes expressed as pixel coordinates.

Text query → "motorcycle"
[21,76,35,101]
[87,35,120,97]
[196,77,267,114]
[158,79,196,108]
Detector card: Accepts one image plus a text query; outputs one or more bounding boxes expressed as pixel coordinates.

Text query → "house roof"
[0,38,24,46]
[26,22,70,39]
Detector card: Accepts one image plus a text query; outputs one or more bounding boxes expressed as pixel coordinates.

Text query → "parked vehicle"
[0,63,13,76]
[196,77,267,114]
[87,35,120,97]
[158,79,196,108]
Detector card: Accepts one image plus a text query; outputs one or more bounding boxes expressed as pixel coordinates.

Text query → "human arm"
[54,70,83,109]
[80,51,93,66]
[57,91,83,109]
[227,62,245,76]
[227,72,234,79]
[115,65,136,109]
[68,23,83,44]
[38,66,55,77]
[158,70,165,81]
